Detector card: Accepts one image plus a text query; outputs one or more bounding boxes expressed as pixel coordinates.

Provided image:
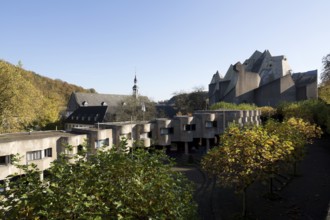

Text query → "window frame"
[26,150,43,161]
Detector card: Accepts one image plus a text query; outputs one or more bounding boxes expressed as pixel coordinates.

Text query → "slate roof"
[222,64,239,97]
[292,70,318,87]
[210,71,221,84]
[73,92,130,108]
[65,106,108,125]
[251,50,271,73]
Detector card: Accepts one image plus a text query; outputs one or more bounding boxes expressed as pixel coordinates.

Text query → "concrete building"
[1,109,261,182]
[0,131,87,181]
[98,121,152,149]
[209,50,318,107]
[0,128,113,182]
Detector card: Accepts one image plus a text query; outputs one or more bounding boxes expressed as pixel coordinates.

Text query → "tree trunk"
[270,177,273,195]
[242,187,247,218]
[293,162,297,176]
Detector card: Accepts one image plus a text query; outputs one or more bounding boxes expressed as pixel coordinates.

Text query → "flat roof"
[0,131,80,143]
[99,121,150,126]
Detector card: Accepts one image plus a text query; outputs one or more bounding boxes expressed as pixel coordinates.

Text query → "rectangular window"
[160,128,168,135]
[27,150,42,161]
[95,138,110,149]
[183,124,196,131]
[44,148,52,157]
[160,127,174,135]
[205,121,217,128]
[0,155,11,166]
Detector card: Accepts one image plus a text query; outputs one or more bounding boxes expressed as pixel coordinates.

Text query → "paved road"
[174,136,330,219]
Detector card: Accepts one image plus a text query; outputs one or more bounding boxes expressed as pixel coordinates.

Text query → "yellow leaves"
[202,118,322,193]
[228,158,235,163]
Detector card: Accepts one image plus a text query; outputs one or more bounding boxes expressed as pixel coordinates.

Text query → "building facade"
[209,50,318,107]
[1,109,261,182]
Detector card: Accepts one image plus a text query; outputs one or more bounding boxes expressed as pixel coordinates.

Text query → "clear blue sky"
[1,0,329,101]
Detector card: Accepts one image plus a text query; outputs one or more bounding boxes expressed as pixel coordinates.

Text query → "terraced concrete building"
[209,50,318,107]
[1,109,261,182]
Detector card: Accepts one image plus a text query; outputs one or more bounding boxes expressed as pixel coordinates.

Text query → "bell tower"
[132,74,138,99]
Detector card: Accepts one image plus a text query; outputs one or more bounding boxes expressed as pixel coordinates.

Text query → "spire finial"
[132,70,138,99]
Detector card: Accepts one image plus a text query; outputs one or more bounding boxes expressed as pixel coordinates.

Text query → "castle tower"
[132,75,138,99]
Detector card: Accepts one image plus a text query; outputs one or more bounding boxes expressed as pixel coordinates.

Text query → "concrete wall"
[254,78,281,106]
[65,123,94,131]
[1,110,262,181]
[98,121,152,148]
[235,63,260,97]
[71,128,113,152]
[209,51,316,107]
[0,132,87,181]
[306,81,318,99]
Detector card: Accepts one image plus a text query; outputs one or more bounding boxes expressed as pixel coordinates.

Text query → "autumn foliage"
[0,60,95,133]
[201,118,321,217]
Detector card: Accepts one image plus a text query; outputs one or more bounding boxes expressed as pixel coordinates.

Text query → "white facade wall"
[1,110,261,181]
[0,132,87,181]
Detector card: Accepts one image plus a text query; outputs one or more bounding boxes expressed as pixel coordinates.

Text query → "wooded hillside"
[0,60,96,133]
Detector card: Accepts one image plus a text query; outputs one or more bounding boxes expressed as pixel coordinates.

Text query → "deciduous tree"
[114,95,156,122]
[201,123,297,217]
[0,62,44,132]
[265,118,322,175]
[0,140,197,219]
[321,53,330,83]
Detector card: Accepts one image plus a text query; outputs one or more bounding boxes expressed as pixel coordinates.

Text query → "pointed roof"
[210,71,221,84]
[251,50,272,73]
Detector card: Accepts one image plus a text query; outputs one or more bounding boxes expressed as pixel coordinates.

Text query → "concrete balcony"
[120,124,132,134]
[140,138,151,147]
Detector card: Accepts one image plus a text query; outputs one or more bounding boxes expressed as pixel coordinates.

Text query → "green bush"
[0,141,197,219]
[257,106,276,122]
[210,101,257,110]
[277,99,330,134]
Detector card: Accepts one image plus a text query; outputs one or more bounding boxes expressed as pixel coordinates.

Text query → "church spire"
[132,74,138,99]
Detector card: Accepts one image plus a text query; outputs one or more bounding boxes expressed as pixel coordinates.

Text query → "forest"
[0,60,95,133]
